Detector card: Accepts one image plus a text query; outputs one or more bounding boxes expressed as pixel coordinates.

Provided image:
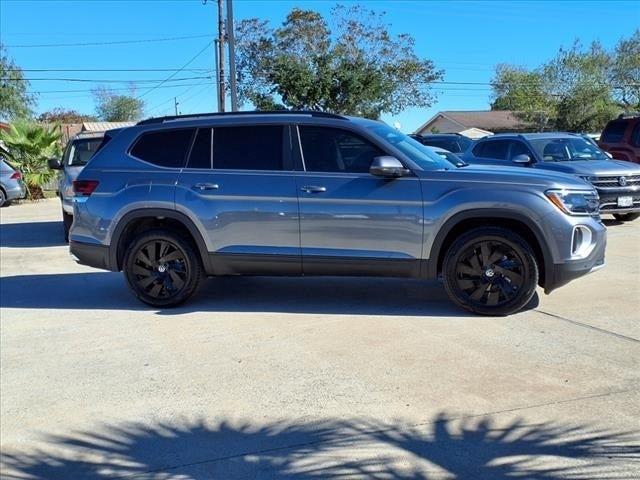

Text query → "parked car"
[598,113,640,165]
[462,133,640,222]
[71,112,605,316]
[426,146,467,167]
[0,158,26,207]
[48,132,105,241]
[410,133,474,155]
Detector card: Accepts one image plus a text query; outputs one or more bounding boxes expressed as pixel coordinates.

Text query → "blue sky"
[1,0,638,132]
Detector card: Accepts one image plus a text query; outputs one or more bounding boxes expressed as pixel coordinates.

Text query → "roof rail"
[136,110,347,125]
[618,112,640,120]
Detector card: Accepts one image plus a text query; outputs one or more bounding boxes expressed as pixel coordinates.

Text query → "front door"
[294,125,423,277]
[175,124,301,274]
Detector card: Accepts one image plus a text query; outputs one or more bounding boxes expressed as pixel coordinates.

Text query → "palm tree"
[0,121,61,199]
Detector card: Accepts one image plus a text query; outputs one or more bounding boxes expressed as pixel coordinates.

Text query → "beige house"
[414,110,529,138]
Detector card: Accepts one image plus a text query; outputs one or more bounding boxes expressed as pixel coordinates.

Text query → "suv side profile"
[71,112,606,316]
[462,133,640,222]
[598,114,640,165]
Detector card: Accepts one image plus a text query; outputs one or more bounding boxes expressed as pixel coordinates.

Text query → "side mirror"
[512,154,532,164]
[48,158,63,170]
[370,156,410,178]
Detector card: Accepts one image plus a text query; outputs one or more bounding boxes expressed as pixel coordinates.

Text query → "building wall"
[417,116,463,134]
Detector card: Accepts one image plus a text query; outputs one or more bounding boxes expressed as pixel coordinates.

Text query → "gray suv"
[71,112,606,315]
[462,133,640,222]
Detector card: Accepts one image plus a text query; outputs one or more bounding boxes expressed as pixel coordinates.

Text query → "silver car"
[70,112,606,316]
[0,159,26,207]
[48,132,104,241]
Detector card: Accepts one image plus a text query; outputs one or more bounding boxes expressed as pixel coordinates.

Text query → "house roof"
[415,110,528,134]
[82,121,135,131]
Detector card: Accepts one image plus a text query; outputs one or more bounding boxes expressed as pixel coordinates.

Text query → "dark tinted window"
[187,128,212,169]
[601,121,627,143]
[631,123,640,147]
[299,126,384,173]
[475,140,510,160]
[422,138,461,153]
[509,141,534,160]
[131,129,194,168]
[212,126,282,170]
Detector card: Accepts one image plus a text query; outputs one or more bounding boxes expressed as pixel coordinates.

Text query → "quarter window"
[130,129,195,168]
[299,126,384,173]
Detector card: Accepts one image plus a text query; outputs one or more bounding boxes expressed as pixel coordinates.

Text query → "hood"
[420,164,593,190]
[535,159,640,176]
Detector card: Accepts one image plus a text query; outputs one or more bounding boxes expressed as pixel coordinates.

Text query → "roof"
[82,121,135,131]
[492,132,583,140]
[137,111,345,125]
[415,110,529,134]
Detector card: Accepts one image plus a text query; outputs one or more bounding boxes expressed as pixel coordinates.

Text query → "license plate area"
[617,196,633,208]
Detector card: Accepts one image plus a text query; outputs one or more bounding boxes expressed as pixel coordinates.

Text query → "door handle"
[193,183,219,191]
[300,185,327,193]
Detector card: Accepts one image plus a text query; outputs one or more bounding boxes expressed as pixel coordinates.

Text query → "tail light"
[10,170,22,180]
[73,180,99,196]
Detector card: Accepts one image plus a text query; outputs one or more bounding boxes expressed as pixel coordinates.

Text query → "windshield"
[64,138,103,166]
[366,124,454,170]
[530,137,609,162]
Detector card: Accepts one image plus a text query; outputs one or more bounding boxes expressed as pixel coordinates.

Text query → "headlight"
[546,189,599,216]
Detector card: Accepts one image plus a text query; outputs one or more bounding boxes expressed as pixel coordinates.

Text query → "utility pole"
[217,0,226,112]
[214,39,221,112]
[174,97,179,115]
[226,0,238,112]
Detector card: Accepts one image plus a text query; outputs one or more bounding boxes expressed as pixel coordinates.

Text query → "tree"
[37,108,97,124]
[0,44,36,121]
[610,29,640,109]
[235,5,443,118]
[0,121,61,199]
[93,87,144,121]
[491,65,555,131]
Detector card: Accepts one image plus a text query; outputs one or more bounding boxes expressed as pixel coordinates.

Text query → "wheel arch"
[427,209,552,289]
[109,209,212,273]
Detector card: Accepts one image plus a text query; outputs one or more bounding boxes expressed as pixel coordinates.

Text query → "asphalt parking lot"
[1,199,638,479]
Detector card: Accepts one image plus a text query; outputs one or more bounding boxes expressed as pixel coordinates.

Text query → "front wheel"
[62,211,73,243]
[123,230,204,307]
[442,227,539,316]
[613,212,640,222]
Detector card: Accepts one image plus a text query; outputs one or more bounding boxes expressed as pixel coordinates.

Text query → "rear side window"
[473,140,510,160]
[212,126,283,170]
[130,128,195,168]
[601,121,627,143]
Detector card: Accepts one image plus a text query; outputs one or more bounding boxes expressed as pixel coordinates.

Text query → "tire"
[442,227,539,316]
[613,212,640,222]
[123,229,204,308]
[62,211,73,243]
[0,189,6,207]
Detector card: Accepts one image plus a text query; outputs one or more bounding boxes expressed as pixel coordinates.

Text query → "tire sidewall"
[123,230,202,308]
[443,228,539,316]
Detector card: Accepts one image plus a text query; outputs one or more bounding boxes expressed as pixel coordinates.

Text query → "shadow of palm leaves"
[1,413,638,479]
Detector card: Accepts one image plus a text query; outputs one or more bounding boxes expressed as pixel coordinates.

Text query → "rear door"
[294,125,423,277]
[175,124,301,274]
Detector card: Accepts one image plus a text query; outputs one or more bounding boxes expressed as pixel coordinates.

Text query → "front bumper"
[544,222,606,294]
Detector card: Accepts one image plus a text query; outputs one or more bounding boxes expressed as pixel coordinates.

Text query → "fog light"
[571,226,594,258]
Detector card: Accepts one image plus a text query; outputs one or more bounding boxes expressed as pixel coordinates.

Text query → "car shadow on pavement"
[0,221,66,248]
[1,413,638,479]
[0,272,541,317]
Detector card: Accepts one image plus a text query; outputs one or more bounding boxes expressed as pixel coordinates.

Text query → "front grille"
[599,194,640,211]
[590,175,640,189]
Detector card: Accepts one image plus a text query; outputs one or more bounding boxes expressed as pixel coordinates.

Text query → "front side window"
[212,126,283,170]
[475,140,510,160]
[529,137,609,162]
[130,129,195,168]
[509,141,534,160]
[299,126,385,173]
[187,128,212,169]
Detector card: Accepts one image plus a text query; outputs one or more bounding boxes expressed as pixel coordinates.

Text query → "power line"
[6,76,213,83]
[8,68,211,72]
[30,82,210,95]
[4,34,214,48]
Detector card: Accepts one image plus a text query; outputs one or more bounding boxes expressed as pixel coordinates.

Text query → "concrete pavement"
[1,199,638,479]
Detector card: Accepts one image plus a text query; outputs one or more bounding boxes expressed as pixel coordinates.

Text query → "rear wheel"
[123,230,203,307]
[62,211,73,243]
[0,189,6,207]
[442,227,539,316]
[613,212,640,222]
